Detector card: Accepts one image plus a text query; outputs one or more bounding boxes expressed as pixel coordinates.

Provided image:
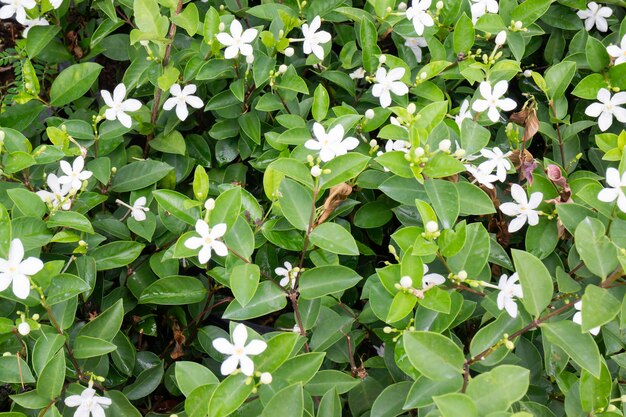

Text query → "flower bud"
[369,139,378,148]
[292,324,301,334]
[454,148,466,158]
[260,372,273,384]
[523,69,532,78]
[399,276,413,288]
[365,109,375,119]
[407,103,416,114]
[425,221,439,233]
[398,2,407,11]
[204,198,216,211]
[278,29,284,38]
[246,54,255,64]
[438,139,451,152]
[311,165,322,177]
[284,47,294,57]
[414,147,425,157]
[219,22,225,31]
[514,21,523,30]
[458,270,468,280]
[378,55,386,64]
[278,64,288,74]
[495,30,507,46]
[383,326,393,333]
[436,1,444,9]
[17,322,30,336]
[419,71,427,80]
[32,314,39,320]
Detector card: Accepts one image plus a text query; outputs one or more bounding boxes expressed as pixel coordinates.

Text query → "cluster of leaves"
[3,0,626,416]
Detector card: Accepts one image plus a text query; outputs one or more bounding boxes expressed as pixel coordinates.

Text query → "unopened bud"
[246,54,255,64]
[378,55,386,64]
[399,276,413,289]
[78,240,87,247]
[369,139,378,147]
[436,1,443,9]
[419,72,427,80]
[523,69,532,78]
[514,21,523,30]
[438,139,451,152]
[458,270,468,280]
[414,147,425,157]
[17,322,30,336]
[278,64,288,74]
[284,47,294,57]
[425,221,439,233]
[505,340,515,350]
[365,109,375,119]
[219,22,225,31]
[260,372,273,384]
[495,30,507,46]
[292,324,301,334]
[454,148,466,158]
[407,103,416,114]
[383,326,393,333]
[311,165,322,177]
[204,198,215,211]
[398,2,407,11]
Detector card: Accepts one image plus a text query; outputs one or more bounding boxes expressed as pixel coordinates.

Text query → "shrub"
[1,0,626,416]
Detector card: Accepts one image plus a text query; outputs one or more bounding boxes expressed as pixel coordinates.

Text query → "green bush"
[1,0,626,416]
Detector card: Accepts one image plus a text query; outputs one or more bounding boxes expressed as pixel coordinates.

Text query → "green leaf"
[511,0,551,25]
[26,25,61,58]
[581,285,620,332]
[207,374,254,417]
[425,179,459,229]
[541,320,601,377]
[47,211,95,234]
[434,393,477,417]
[49,63,103,107]
[254,332,301,373]
[575,217,619,279]
[123,362,164,400]
[73,336,117,359]
[153,189,201,226]
[305,370,360,395]
[46,273,90,305]
[387,292,418,323]
[223,281,288,320]
[279,178,313,231]
[318,153,370,190]
[465,365,529,415]
[230,263,260,307]
[175,362,219,397]
[456,182,495,215]
[310,222,359,255]
[447,223,490,276]
[360,18,381,73]
[511,249,553,317]
[37,350,65,400]
[91,241,145,271]
[312,84,330,122]
[132,0,169,40]
[261,384,304,417]
[403,331,465,380]
[579,361,611,412]
[78,298,124,342]
[0,355,35,384]
[171,3,199,36]
[299,265,363,299]
[110,160,173,192]
[423,153,466,178]
[544,60,576,100]
[211,186,242,230]
[586,36,610,72]
[370,381,412,417]
[317,388,341,417]
[453,14,475,54]
[139,275,207,305]
[0,203,10,258]
[7,188,46,218]
[572,73,608,100]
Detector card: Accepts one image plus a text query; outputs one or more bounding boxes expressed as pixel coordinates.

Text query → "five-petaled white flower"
[59,156,93,191]
[584,88,626,131]
[184,220,228,264]
[607,34,626,66]
[276,261,296,288]
[0,239,43,300]
[37,173,73,210]
[405,0,434,36]
[472,80,517,123]
[163,84,204,122]
[573,301,601,336]
[22,17,49,38]
[0,0,36,24]
[101,83,142,129]
[499,184,543,233]
[496,273,523,318]
[64,385,112,417]
[301,16,332,60]
[212,323,267,376]
[404,37,428,62]
[422,264,445,288]
[470,0,499,23]
[304,122,359,162]
[478,147,512,182]
[117,197,150,222]
[455,99,472,128]
[372,67,409,108]
[465,165,499,189]
[577,2,612,32]
[597,167,626,213]
[216,19,258,59]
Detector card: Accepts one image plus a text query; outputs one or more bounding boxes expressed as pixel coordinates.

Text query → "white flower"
[377,139,410,157]
[372,67,409,108]
[304,123,359,162]
[37,173,73,210]
[58,156,93,191]
[495,30,507,46]
[0,0,36,24]
[374,344,385,357]
[404,37,428,62]
[130,197,149,221]
[405,0,434,36]
[0,239,43,300]
[276,261,296,288]
[399,276,413,288]
[465,164,499,189]
[496,273,523,318]
[301,16,331,60]
[597,167,626,213]
[422,264,445,287]
[455,99,472,127]
[472,80,517,123]
[212,323,267,376]
[607,35,626,66]
[584,88,626,132]
[184,220,228,264]
[499,184,543,233]
[49,0,62,8]
[573,301,600,336]
[100,83,142,129]
[17,321,30,336]
[22,17,49,38]
[577,2,612,32]
[470,0,499,23]
[350,67,366,80]
[477,147,512,182]
[216,19,258,59]
[64,386,112,417]
[163,84,204,122]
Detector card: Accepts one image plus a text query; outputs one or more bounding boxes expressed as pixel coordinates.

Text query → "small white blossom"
[304,123,359,162]
[372,67,409,108]
[607,35,626,66]
[22,17,49,38]
[573,301,601,336]
[129,197,149,221]
[216,19,258,59]
[399,276,413,289]
[584,88,626,131]
[184,220,228,264]
[37,173,73,210]
[0,0,36,24]
[499,184,543,233]
[404,37,428,62]
[378,139,410,156]
[455,99,472,128]
[577,2,612,32]
[477,147,512,182]
[465,165,498,189]
[597,167,626,213]
[374,344,385,357]
[405,0,434,36]
[100,83,142,129]
[0,239,43,300]
[422,264,445,287]
[212,323,267,376]
[472,80,517,123]
[496,273,523,318]
[163,84,204,122]
[64,386,112,417]
[470,0,498,23]
[301,16,331,60]
[276,261,296,288]
[58,156,93,191]
[49,0,62,8]
[350,67,366,80]
[495,30,507,46]
[17,321,30,336]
